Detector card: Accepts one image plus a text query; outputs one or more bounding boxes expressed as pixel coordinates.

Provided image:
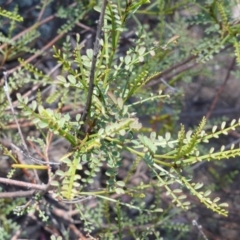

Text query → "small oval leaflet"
[218,202,229,208]
[178,195,187,200]
[86,48,93,59]
[116,181,125,187]
[173,189,182,193]
[194,182,203,190]
[213,197,220,203]
[212,125,217,133]
[204,190,211,197]
[115,188,125,194]
[56,75,66,83]
[67,75,76,84]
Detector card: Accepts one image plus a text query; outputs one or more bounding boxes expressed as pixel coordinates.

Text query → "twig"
[146,45,233,88]
[0,190,35,198]
[0,177,47,191]
[145,55,197,87]
[192,220,208,240]
[27,140,45,160]
[0,139,37,183]
[69,224,88,239]
[160,78,178,93]
[61,195,93,204]
[205,57,236,120]
[11,212,32,240]
[76,22,95,32]
[0,84,48,181]
[0,14,55,52]
[6,63,62,110]
[45,132,54,184]
[37,0,49,22]
[80,0,108,124]
[3,71,28,151]
[8,32,65,74]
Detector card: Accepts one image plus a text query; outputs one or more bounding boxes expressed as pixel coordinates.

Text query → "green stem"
[105,137,173,167]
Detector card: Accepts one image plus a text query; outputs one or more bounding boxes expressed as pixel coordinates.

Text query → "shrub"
[0,0,240,239]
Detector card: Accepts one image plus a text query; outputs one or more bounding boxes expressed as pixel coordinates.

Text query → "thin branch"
[45,132,53,184]
[6,63,62,110]
[0,177,47,191]
[0,190,35,198]
[80,0,108,124]
[205,57,236,120]
[0,1,79,52]
[0,14,55,52]
[161,61,198,82]
[145,55,196,87]
[145,45,233,88]
[3,71,28,151]
[192,220,209,240]
[37,0,49,22]
[8,32,65,75]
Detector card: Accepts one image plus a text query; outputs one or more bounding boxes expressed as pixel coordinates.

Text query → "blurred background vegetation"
[1,0,240,239]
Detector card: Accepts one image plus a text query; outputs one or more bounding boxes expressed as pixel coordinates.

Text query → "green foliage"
[0,7,23,22]
[0,7,38,62]
[0,192,25,240]
[189,0,240,64]
[57,1,89,34]
[1,0,240,239]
